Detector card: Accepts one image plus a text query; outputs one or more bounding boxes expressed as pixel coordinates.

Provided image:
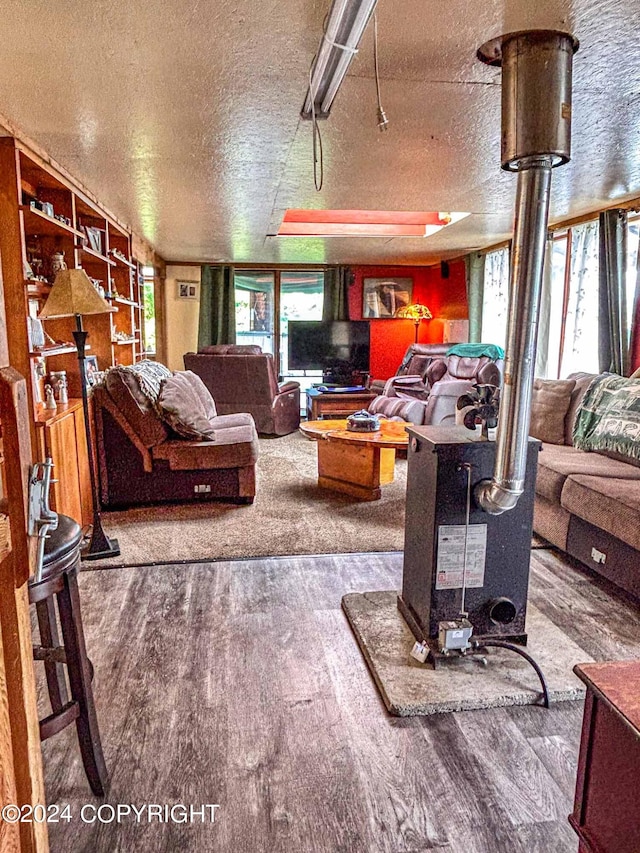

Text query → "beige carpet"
[97,432,407,567]
[342,591,592,715]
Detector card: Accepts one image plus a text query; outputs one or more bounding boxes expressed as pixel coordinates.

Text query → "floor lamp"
[39,269,121,560]
[395,303,433,343]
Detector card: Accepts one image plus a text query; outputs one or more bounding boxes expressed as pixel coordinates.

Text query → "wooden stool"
[29,514,109,796]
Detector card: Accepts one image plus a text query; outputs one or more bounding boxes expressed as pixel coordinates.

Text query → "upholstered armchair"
[369,353,503,426]
[93,363,259,508]
[183,346,301,435]
[369,342,452,395]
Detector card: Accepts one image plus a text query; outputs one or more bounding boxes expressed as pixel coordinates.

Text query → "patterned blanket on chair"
[573,373,640,461]
[102,360,172,405]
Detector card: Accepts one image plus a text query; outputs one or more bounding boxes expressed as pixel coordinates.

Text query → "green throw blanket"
[446,343,505,360]
[573,373,640,461]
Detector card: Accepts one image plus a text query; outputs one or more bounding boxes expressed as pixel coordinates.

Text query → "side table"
[570,660,640,853]
[306,388,377,421]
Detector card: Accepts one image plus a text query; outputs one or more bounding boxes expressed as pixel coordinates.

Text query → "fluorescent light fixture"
[277,209,471,238]
[302,0,379,120]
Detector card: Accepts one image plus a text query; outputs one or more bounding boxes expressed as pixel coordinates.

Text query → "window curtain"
[465,252,484,342]
[598,209,628,375]
[630,233,640,373]
[481,247,510,349]
[560,221,600,377]
[198,264,236,349]
[322,266,350,321]
[535,233,555,378]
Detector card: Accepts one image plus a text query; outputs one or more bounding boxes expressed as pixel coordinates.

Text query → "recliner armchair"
[369,352,503,426]
[369,342,452,395]
[183,346,301,435]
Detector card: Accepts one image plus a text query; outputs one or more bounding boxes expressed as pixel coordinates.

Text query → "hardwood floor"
[37,549,640,853]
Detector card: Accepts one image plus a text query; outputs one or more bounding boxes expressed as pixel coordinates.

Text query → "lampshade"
[39,269,116,319]
[395,303,433,322]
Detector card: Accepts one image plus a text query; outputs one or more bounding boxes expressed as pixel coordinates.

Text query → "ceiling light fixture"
[302,0,379,120]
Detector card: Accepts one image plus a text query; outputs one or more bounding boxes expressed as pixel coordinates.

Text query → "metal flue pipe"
[475,30,579,515]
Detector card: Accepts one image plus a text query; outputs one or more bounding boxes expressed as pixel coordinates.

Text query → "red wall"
[348,261,468,379]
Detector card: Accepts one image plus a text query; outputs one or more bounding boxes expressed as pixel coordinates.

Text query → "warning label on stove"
[435,524,487,590]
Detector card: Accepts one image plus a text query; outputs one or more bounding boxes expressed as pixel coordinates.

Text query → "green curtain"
[322,266,350,321]
[598,209,628,375]
[465,252,484,342]
[198,264,236,349]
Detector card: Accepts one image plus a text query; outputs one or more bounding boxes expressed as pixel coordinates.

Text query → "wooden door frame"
[0,245,49,851]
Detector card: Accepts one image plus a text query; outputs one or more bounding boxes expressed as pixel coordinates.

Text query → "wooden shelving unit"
[0,136,144,524]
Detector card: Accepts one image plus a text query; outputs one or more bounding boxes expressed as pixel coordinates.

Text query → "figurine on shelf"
[57,379,68,404]
[50,251,67,279]
[44,384,57,412]
[32,357,46,404]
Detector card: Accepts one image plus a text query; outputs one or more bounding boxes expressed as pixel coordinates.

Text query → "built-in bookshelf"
[0,138,144,407]
[0,137,149,524]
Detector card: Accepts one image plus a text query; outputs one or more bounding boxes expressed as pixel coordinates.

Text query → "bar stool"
[29,514,109,796]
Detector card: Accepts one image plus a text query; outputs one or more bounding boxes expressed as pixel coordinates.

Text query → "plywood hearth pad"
[342,592,593,716]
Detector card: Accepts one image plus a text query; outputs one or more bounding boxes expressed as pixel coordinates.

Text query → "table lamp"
[395,303,432,343]
[39,269,121,559]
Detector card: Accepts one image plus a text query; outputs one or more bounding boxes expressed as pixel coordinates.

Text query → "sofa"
[531,372,640,599]
[92,361,259,509]
[183,345,300,436]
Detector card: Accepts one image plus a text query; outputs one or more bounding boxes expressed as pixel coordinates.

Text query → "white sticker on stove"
[435,524,487,590]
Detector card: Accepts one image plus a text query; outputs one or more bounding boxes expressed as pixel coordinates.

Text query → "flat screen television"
[288,320,370,375]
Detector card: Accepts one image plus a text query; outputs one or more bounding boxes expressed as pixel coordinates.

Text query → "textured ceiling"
[1,0,638,264]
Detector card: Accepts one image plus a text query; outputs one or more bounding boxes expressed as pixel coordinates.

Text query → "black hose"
[475,640,550,708]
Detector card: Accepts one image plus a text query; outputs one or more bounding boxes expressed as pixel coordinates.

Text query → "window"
[482,248,510,348]
[141,265,156,355]
[542,233,569,379]
[234,270,324,383]
[560,221,600,377]
[480,214,638,380]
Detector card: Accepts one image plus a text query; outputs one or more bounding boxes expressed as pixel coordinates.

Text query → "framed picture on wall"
[85,355,100,386]
[177,281,199,300]
[84,226,104,255]
[362,277,413,318]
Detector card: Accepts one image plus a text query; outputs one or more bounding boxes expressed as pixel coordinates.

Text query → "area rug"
[341,591,592,715]
[95,432,407,567]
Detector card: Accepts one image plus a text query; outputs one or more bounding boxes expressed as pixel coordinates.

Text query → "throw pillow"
[182,370,217,420]
[529,378,576,445]
[158,372,217,440]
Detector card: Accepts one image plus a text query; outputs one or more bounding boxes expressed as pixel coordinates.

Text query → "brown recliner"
[369,342,452,395]
[183,347,300,436]
[370,353,503,426]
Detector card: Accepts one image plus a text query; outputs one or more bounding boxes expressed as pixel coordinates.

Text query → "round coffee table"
[299,419,411,501]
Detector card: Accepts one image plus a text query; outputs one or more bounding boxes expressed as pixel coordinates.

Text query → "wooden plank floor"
[37,549,640,853]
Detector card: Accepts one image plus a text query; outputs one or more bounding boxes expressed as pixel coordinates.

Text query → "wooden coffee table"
[300,419,411,501]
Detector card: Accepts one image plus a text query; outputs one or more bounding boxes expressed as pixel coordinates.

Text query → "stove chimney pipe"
[475,30,579,515]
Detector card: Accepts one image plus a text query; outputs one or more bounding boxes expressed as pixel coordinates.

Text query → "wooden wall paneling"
[0,366,48,853]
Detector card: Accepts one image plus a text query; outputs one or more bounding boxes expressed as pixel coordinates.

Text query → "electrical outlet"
[194,484,212,494]
[591,547,606,565]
